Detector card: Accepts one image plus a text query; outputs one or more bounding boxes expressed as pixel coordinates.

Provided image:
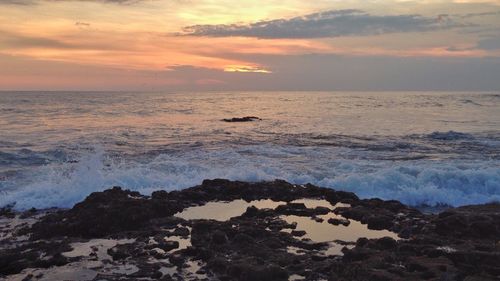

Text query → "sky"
[0,0,499,91]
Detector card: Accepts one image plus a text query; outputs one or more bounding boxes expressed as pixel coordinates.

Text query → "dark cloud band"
[180,9,460,39]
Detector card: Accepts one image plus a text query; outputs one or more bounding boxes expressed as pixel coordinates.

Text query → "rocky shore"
[1,179,499,281]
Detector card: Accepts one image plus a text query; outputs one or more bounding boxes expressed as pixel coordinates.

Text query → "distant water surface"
[0,91,499,209]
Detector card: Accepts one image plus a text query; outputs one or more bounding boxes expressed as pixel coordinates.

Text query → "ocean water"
[0,91,499,210]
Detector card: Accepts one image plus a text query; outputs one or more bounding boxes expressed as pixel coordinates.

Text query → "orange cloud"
[223,65,272,73]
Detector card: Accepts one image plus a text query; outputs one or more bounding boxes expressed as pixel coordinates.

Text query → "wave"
[0,148,71,167]
[1,145,499,210]
[461,99,483,106]
[424,131,474,141]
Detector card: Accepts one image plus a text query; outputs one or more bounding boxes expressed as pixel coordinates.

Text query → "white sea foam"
[1,145,498,210]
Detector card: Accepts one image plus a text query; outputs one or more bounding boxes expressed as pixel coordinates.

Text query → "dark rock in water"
[312,216,324,223]
[168,226,190,237]
[0,206,15,219]
[291,230,306,237]
[2,179,500,281]
[327,217,350,226]
[158,240,180,252]
[108,243,136,260]
[275,202,332,217]
[222,116,261,122]
[313,206,331,215]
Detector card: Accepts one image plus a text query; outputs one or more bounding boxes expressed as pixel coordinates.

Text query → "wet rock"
[227,262,288,281]
[263,237,284,249]
[222,116,261,122]
[374,237,398,250]
[168,254,185,266]
[19,208,38,219]
[30,187,184,239]
[108,243,137,260]
[242,206,259,217]
[159,240,180,252]
[151,270,163,279]
[314,206,331,215]
[0,206,15,219]
[212,230,228,244]
[327,217,350,226]
[343,247,375,261]
[312,216,324,223]
[291,230,306,237]
[275,203,330,217]
[0,241,72,275]
[366,214,393,230]
[169,227,190,237]
[151,248,168,259]
[232,233,254,245]
[433,203,500,239]
[276,203,306,212]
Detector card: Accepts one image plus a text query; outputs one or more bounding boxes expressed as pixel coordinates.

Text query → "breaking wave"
[1,145,499,210]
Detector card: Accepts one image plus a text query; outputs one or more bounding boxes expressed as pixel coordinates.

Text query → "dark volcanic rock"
[29,187,184,239]
[222,116,262,122]
[0,206,15,219]
[212,230,228,244]
[2,179,499,281]
[108,243,138,260]
[327,217,350,226]
[291,230,306,237]
[0,241,72,275]
[158,240,180,252]
[433,203,500,239]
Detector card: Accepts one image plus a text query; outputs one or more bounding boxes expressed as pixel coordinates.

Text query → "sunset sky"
[1,0,499,91]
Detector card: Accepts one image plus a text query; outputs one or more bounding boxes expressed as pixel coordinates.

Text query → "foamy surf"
[1,145,498,210]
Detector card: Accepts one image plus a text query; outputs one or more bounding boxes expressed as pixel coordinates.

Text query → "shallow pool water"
[174,198,398,257]
[175,199,286,221]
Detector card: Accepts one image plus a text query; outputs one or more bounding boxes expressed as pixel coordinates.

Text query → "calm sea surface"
[0,91,499,209]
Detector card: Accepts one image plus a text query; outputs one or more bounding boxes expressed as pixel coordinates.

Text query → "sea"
[0,91,499,210]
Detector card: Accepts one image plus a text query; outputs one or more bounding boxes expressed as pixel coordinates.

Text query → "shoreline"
[1,179,499,280]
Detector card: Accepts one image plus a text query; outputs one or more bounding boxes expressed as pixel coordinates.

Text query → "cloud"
[223,65,271,73]
[446,46,474,52]
[477,37,500,50]
[180,9,460,39]
[75,21,91,28]
[0,0,34,4]
[0,0,145,5]
[458,11,500,18]
[0,30,73,49]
